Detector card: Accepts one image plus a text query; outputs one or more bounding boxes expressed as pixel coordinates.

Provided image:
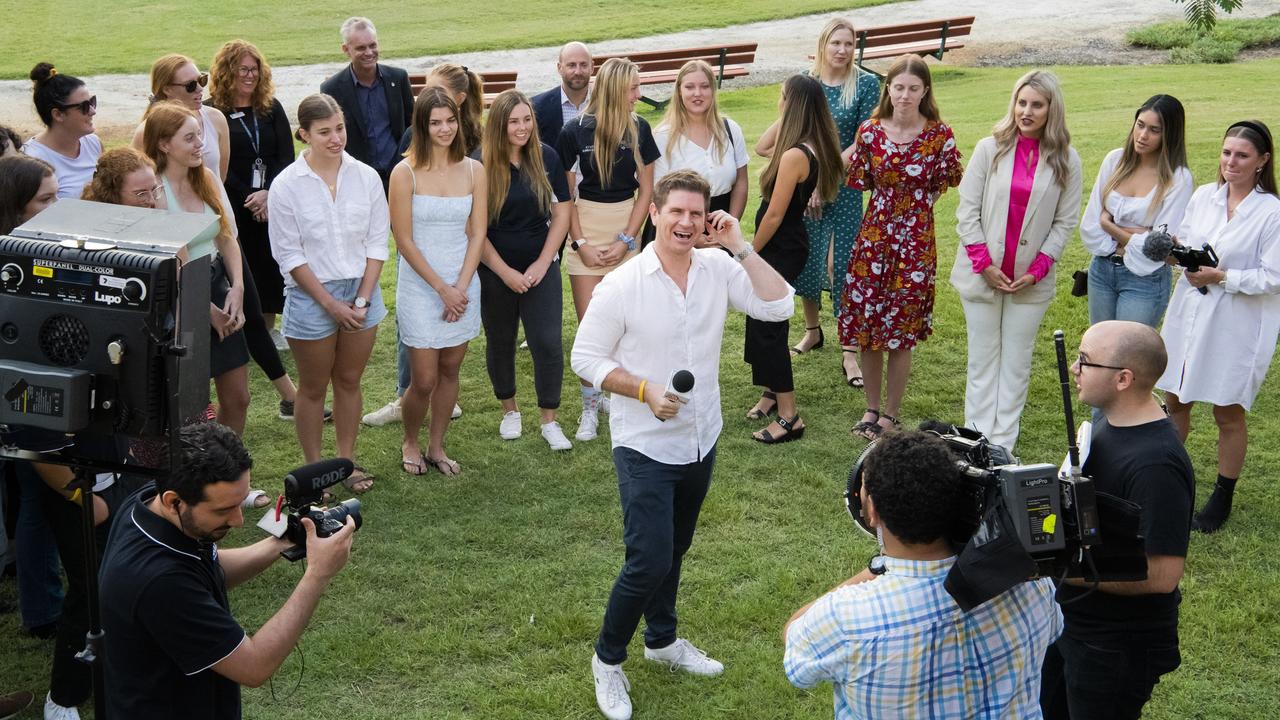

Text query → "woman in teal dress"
[757,17,879,390]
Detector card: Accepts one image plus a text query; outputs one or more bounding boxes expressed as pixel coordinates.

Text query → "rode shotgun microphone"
[283,458,354,506]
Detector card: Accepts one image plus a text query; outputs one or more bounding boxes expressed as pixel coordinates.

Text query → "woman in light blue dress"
[391,88,486,476]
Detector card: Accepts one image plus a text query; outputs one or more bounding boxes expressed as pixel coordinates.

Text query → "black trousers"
[478,264,564,409]
[1040,626,1181,720]
[743,244,804,394]
[236,252,287,382]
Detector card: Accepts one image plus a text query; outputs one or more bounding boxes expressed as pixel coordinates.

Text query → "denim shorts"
[282,278,387,341]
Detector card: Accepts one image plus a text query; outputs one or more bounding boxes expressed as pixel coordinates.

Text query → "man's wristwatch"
[570,238,587,251]
[733,246,755,263]
[354,296,369,309]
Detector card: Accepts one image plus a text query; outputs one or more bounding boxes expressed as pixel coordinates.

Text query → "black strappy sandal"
[746,391,778,420]
[852,409,882,440]
[753,414,805,444]
[878,414,902,434]
[842,348,864,388]
[791,326,824,355]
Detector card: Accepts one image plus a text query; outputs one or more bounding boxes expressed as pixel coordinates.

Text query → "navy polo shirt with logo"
[99,483,245,719]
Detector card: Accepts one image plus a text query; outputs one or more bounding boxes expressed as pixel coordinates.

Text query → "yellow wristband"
[638,380,647,404]
[68,488,83,506]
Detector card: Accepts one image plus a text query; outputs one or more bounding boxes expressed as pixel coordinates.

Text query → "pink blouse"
[967,134,1054,283]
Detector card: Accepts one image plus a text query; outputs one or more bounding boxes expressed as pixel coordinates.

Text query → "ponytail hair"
[427,63,484,154]
[30,62,85,128]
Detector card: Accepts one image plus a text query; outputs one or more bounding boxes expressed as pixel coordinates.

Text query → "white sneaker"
[270,327,289,352]
[499,411,522,440]
[452,402,463,419]
[541,421,573,450]
[44,693,80,720]
[643,638,724,677]
[600,393,611,415]
[591,654,632,720]
[362,397,402,427]
[575,407,599,441]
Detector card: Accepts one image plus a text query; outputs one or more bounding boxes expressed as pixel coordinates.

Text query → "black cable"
[268,643,305,702]
[1057,548,1102,606]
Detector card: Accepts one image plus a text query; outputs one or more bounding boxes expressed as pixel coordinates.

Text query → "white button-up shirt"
[571,244,795,464]
[653,118,749,197]
[268,152,390,287]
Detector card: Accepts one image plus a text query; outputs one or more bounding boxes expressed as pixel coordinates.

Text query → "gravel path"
[4,0,1279,140]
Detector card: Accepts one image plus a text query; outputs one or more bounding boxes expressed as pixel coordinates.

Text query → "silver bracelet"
[733,246,755,263]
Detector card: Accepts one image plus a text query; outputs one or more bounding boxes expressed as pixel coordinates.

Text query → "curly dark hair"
[157,422,253,505]
[0,125,22,156]
[862,431,961,545]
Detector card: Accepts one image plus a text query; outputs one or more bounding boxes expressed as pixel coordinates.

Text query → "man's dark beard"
[179,506,230,544]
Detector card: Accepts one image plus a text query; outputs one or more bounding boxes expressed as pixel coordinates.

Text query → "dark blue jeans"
[1040,626,1181,720]
[595,445,716,665]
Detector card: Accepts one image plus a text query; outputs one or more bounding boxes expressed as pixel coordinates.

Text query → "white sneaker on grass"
[575,408,599,441]
[643,638,724,677]
[362,397,402,426]
[591,653,632,720]
[452,402,463,419]
[541,421,572,450]
[600,393,610,415]
[43,692,80,720]
[499,411,522,440]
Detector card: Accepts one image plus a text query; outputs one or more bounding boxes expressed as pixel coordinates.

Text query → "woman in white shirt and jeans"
[269,94,389,491]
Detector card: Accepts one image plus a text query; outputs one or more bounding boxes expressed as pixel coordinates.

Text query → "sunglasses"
[55,95,97,115]
[169,73,210,94]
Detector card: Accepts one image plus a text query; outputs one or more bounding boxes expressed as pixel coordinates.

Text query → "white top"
[199,105,222,178]
[1079,147,1195,257]
[653,118,748,197]
[1157,183,1280,409]
[571,244,794,464]
[22,134,103,199]
[267,151,390,288]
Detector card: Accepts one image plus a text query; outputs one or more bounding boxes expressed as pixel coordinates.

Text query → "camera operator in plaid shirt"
[783,431,1063,719]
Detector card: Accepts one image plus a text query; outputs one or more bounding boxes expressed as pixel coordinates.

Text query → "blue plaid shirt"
[784,556,1062,719]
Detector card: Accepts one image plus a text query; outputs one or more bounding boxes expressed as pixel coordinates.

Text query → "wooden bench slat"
[859,41,968,62]
[636,66,751,86]
[857,16,975,36]
[592,43,758,67]
[612,53,756,75]
[858,25,973,49]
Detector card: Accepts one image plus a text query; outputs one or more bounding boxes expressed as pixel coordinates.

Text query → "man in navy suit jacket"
[531,42,592,148]
[320,16,414,191]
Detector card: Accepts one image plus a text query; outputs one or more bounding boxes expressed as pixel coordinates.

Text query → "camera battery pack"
[997,463,1066,554]
[0,360,92,432]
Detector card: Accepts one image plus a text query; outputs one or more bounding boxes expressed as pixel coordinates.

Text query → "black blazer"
[531,86,566,149]
[319,63,414,169]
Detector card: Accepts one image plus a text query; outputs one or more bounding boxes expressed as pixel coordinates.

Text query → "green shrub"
[1171,36,1246,62]
[1128,13,1280,63]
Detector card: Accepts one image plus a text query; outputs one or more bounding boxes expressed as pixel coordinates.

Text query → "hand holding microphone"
[647,369,695,421]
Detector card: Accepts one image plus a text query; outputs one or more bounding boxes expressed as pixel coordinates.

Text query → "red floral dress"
[838,119,963,351]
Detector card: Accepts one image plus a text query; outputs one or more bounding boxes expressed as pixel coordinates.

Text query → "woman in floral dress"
[839,55,963,438]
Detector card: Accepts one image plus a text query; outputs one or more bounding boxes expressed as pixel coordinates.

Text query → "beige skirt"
[564,197,639,276]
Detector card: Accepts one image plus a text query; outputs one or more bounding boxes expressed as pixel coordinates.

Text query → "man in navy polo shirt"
[99,423,354,719]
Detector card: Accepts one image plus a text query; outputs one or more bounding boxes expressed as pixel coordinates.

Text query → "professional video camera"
[259,458,364,562]
[844,331,1147,612]
[1134,224,1220,295]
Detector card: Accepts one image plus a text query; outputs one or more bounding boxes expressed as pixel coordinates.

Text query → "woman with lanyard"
[477,90,574,450]
[1157,120,1280,533]
[556,57,660,442]
[647,59,749,243]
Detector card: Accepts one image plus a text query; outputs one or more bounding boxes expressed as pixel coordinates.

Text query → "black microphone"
[283,458,354,506]
[665,369,695,402]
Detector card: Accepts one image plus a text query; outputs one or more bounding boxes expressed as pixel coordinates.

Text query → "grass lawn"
[1128,12,1280,62]
[0,0,896,79]
[4,60,1280,718]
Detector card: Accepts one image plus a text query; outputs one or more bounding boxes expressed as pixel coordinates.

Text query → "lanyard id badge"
[251,158,266,189]
[236,112,265,188]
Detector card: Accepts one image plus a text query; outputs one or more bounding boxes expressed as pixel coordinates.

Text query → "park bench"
[852,17,975,75]
[591,43,758,110]
[409,70,518,107]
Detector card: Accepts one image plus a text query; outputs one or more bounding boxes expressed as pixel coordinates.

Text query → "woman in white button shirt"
[1158,120,1280,534]
[269,94,389,491]
[649,60,749,237]
[1080,95,1193,327]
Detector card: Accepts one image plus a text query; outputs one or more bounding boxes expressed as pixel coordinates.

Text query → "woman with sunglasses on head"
[556,57,659,442]
[141,101,251,435]
[392,88,486,477]
[951,71,1082,453]
[744,75,843,443]
[1081,95,1193,327]
[269,94,387,492]
[840,55,964,440]
[22,62,101,199]
[132,54,229,182]
[476,90,574,450]
[1157,120,1280,534]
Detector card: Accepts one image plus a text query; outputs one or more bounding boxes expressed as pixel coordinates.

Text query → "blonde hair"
[483,90,553,220]
[871,55,941,122]
[991,70,1072,190]
[141,101,232,241]
[427,63,484,154]
[761,75,842,204]
[810,17,863,108]
[82,146,155,204]
[406,87,467,170]
[585,58,643,188]
[209,40,275,118]
[658,60,730,161]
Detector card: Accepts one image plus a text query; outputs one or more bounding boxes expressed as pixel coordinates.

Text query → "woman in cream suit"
[952,70,1082,451]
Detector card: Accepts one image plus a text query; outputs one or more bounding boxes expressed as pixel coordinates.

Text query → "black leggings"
[479,265,564,409]
[237,252,287,382]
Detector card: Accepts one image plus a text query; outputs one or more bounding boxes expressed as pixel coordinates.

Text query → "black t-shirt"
[473,143,572,270]
[555,113,660,203]
[1057,417,1194,635]
[100,484,245,720]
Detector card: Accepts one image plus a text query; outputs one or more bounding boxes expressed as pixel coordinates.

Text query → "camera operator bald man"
[1040,320,1195,719]
[99,423,355,719]
[784,431,1063,719]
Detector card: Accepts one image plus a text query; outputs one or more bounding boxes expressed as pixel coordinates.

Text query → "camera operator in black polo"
[99,422,355,719]
[1040,320,1195,720]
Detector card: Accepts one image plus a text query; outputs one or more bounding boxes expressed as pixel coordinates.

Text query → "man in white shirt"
[571,170,794,720]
